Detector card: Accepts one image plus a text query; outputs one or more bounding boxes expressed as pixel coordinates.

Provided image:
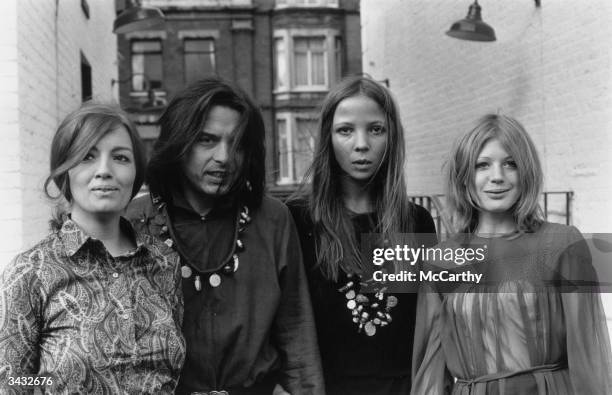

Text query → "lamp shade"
[446,1,496,42]
[113,5,165,34]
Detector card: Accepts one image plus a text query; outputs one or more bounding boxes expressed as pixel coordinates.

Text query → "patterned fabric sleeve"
[0,252,44,382]
[272,205,325,395]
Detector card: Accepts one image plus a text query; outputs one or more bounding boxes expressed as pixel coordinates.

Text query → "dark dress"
[289,202,437,395]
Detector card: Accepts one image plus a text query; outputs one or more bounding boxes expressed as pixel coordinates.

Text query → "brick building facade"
[0,0,118,266]
[115,0,361,196]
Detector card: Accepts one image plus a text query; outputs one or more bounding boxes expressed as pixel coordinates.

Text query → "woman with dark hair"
[0,103,185,393]
[127,77,323,394]
[288,75,437,394]
[411,114,612,394]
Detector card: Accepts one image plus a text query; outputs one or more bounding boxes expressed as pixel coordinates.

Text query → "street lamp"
[113,0,165,35]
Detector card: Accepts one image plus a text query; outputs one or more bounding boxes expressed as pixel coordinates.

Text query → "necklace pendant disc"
[209,273,222,287]
[364,321,376,336]
[347,299,357,310]
[345,289,356,299]
[181,265,193,278]
[386,295,398,308]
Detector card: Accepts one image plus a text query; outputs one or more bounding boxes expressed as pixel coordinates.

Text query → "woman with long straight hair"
[411,114,612,394]
[289,75,437,394]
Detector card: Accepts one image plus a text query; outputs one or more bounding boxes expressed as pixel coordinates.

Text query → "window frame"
[183,37,216,85]
[273,28,341,93]
[276,112,318,185]
[130,38,163,92]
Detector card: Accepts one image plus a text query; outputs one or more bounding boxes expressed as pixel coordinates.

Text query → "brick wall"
[362,0,612,349]
[0,0,22,266]
[0,0,117,267]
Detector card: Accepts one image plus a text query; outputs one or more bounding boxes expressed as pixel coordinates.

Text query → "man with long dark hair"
[127,77,323,394]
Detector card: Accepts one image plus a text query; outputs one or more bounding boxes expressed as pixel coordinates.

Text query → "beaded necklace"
[338,273,398,336]
[150,194,252,291]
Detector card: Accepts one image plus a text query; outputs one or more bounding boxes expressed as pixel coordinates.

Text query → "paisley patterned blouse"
[0,218,185,394]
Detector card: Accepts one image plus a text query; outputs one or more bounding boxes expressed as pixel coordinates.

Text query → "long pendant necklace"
[338,273,398,336]
[151,195,251,291]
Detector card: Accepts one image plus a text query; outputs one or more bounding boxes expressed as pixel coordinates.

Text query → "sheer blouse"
[412,223,612,395]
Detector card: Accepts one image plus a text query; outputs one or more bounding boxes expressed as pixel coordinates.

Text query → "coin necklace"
[151,195,251,291]
[338,273,398,336]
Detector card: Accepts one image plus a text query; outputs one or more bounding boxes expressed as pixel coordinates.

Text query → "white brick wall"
[362,0,612,353]
[362,0,612,232]
[0,0,118,267]
[0,0,23,266]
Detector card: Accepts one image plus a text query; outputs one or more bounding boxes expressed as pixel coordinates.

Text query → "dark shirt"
[289,202,437,395]
[127,194,324,395]
[0,218,185,394]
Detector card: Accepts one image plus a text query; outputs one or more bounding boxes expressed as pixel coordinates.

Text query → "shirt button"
[112,272,119,278]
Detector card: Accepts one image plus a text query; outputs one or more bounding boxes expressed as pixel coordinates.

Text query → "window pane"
[311,52,325,85]
[294,38,309,52]
[309,37,325,51]
[294,118,316,181]
[146,55,163,88]
[185,39,213,52]
[274,38,287,89]
[335,37,342,82]
[294,52,309,86]
[185,53,215,84]
[184,39,216,85]
[277,119,290,180]
[131,40,162,91]
[293,37,327,87]
[132,41,161,53]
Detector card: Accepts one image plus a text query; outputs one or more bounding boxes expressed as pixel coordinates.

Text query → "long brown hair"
[301,75,415,281]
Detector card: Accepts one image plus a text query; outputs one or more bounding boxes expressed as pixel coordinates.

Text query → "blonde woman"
[411,114,612,394]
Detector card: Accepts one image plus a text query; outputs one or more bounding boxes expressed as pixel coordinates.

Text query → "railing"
[408,195,453,241]
[542,191,573,226]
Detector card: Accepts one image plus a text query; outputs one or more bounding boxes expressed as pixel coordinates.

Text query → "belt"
[191,392,229,395]
[455,362,566,387]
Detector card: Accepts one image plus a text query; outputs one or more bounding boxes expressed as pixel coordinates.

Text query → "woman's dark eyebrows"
[112,146,133,152]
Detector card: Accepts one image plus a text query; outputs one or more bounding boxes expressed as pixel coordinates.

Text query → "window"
[276,113,317,184]
[293,37,326,88]
[274,29,341,92]
[80,53,92,102]
[184,38,215,85]
[277,118,290,182]
[293,117,317,180]
[334,36,342,82]
[274,38,288,89]
[131,40,162,91]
